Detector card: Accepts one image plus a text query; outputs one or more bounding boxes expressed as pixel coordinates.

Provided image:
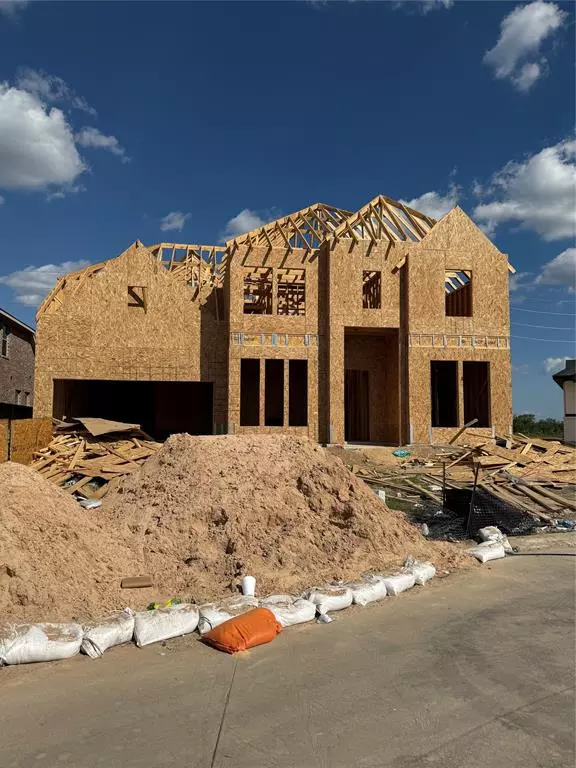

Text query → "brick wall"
[0,318,34,408]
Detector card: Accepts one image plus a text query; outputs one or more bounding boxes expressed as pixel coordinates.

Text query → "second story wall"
[327,239,401,330]
[405,207,511,337]
[228,244,319,336]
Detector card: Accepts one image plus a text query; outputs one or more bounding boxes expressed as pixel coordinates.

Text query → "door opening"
[345,369,370,441]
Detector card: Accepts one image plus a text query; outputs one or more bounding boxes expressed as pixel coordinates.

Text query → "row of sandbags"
[0,559,436,666]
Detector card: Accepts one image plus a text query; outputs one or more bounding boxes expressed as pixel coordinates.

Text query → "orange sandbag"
[202,608,282,654]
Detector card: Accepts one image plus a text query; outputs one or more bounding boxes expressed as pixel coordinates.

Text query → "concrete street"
[2,540,574,768]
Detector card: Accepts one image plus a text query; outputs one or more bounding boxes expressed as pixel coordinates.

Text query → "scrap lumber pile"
[30,419,162,500]
[348,432,576,531]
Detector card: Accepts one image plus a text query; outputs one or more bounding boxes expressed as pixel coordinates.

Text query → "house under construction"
[34,196,514,444]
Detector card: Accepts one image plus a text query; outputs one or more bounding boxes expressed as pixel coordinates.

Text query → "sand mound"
[0,462,147,621]
[105,435,467,602]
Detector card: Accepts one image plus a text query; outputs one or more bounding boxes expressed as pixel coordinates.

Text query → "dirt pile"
[105,435,467,601]
[0,462,151,621]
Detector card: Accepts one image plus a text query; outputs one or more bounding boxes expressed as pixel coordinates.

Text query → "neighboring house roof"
[0,306,35,336]
[553,359,576,388]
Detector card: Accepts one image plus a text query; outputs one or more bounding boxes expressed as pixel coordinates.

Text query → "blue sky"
[0,0,574,416]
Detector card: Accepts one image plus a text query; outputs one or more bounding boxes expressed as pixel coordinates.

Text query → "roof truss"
[329,195,436,246]
[227,203,353,251]
[149,243,227,288]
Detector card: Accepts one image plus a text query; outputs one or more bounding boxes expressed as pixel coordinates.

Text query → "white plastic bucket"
[241,575,256,597]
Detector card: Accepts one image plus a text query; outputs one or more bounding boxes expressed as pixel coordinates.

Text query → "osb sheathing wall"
[405,208,510,336]
[227,244,319,438]
[405,208,512,442]
[326,239,402,444]
[34,242,228,426]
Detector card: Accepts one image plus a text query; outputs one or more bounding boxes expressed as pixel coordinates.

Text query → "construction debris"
[30,421,162,500]
[343,433,576,539]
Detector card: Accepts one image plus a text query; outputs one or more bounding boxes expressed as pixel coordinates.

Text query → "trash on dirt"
[146,598,181,610]
[241,575,256,597]
[121,575,153,589]
[78,499,102,509]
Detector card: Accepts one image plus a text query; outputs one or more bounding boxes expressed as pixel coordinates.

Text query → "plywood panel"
[0,419,8,462]
[10,417,53,465]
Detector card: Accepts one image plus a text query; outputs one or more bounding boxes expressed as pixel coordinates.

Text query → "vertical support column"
[328,326,345,444]
[259,357,265,427]
[271,269,278,316]
[283,358,289,428]
[457,361,465,427]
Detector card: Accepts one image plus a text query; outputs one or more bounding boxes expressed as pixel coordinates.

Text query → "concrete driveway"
[2,544,574,768]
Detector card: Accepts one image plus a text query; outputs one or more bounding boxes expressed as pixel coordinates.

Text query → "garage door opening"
[52,379,213,440]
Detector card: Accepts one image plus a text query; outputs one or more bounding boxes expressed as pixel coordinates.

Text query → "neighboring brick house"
[0,307,35,418]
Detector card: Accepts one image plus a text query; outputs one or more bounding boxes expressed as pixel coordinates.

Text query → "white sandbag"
[133,603,199,647]
[81,609,135,659]
[303,585,353,615]
[259,594,317,627]
[346,578,387,606]
[404,557,436,586]
[469,541,506,563]
[478,526,512,553]
[0,622,82,666]
[380,573,416,596]
[198,596,258,635]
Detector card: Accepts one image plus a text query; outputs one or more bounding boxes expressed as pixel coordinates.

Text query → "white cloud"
[0,1,28,18]
[511,61,542,92]
[15,67,96,116]
[160,211,191,232]
[76,127,129,163]
[513,363,531,375]
[0,83,86,190]
[419,0,453,12]
[509,272,532,292]
[392,0,453,12]
[401,183,459,219]
[535,248,576,290]
[0,260,90,307]
[543,357,566,374]
[484,1,567,92]
[473,139,576,241]
[221,208,266,241]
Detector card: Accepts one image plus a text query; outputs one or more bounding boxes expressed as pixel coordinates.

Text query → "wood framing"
[34,197,513,445]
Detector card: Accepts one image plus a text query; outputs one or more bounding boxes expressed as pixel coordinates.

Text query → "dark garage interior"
[52,379,214,439]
